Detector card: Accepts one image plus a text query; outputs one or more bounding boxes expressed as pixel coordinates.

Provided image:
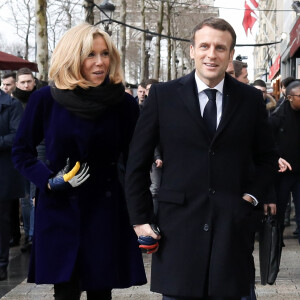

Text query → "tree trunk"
[153,1,164,80]
[35,0,48,82]
[120,0,126,73]
[140,0,146,82]
[166,0,171,81]
[84,0,94,25]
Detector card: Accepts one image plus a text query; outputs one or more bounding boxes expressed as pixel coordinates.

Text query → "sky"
[214,0,259,81]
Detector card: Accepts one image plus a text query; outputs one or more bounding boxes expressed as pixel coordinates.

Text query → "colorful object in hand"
[48,158,90,191]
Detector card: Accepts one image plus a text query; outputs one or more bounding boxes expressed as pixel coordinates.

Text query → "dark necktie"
[203,89,217,138]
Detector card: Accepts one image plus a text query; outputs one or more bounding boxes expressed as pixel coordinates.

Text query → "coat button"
[209,149,215,156]
[203,224,209,231]
[105,191,112,198]
[209,188,215,195]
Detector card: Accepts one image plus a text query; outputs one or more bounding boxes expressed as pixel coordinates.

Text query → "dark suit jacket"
[125,71,278,298]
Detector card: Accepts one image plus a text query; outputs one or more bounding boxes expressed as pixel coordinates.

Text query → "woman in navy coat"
[12,23,146,299]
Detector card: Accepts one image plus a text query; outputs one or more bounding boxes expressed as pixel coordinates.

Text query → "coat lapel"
[177,71,208,134]
[213,74,242,142]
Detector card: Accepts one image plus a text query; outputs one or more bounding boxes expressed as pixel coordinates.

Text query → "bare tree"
[119,0,126,72]
[36,0,48,81]
[84,0,94,24]
[153,0,164,80]
[6,0,35,60]
[140,0,146,82]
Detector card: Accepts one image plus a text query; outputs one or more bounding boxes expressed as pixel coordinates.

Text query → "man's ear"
[229,49,235,61]
[190,44,195,60]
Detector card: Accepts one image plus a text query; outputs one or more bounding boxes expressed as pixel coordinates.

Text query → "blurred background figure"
[1,73,16,96]
[233,60,249,84]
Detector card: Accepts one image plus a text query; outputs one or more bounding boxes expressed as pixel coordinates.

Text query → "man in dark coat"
[0,89,24,280]
[125,17,278,299]
[270,79,300,243]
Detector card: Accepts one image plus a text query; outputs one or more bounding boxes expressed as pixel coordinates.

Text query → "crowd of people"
[0,16,299,300]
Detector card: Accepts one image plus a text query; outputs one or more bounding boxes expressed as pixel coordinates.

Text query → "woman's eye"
[101,51,109,57]
[88,52,95,57]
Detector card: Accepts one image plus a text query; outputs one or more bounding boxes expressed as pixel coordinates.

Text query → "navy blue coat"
[0,90,25,201]
[12,86,146,290]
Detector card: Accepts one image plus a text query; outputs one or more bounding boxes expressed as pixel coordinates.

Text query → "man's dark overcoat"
[0,90,25,202]
[125,72,278,298]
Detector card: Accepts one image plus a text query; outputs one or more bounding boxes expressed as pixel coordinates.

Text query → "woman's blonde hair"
[49,23,123,89]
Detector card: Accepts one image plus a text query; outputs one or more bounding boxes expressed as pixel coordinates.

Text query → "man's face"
[2,77,16,95]
[226,61,235,78]
[16,74,35,91]
[137,85,146,103]
[190,26,234,88]
[236,67,249,84]
[288,86,300,111]
[254,85,267,100]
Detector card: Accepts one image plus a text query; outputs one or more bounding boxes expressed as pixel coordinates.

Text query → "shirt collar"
[194,72,224,95]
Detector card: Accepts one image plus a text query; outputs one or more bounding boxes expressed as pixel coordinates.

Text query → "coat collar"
[177,71,242,143]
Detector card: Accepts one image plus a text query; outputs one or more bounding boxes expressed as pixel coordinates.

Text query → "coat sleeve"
[125,85,160,225]
[246,92,279,202]
[0,98,23,150]
[12,88,53,191]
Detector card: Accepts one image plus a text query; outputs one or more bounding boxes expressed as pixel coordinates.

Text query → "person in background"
[145,78,162,215]
[13,68,38,252]
[270,80,300,246]
[125,87,133,96]
[1,72,16,96]
[252,79,276,116]
[226,61,235,78]
[12,23,146,300]
[135,82,147,109]
[233,60,249,84]
[126,17,277,300]
[277,77,295,108]
[0,89,24,280]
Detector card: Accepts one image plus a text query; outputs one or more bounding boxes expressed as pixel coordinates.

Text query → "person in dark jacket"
[270,79,300,243]
[0,89,24,280]
[12,23,146,299]
[126,17,278,300]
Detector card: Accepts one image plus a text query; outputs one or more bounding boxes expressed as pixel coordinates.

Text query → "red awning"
[290,17,300,57]
[268,55,280,80]
[0,51,38,72]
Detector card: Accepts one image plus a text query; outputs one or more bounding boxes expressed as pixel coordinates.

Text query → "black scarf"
[13,87,36,104]
[50,81,125,120]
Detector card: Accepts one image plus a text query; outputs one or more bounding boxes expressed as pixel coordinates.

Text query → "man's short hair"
[233,60,248,78]
[16,68,34,81]
[281,77,295,89]
[190,17,236,51]
[145,78,159,86]
[286,80,300,96]
[138,81,146,89]
[3,72,16,81]
[252,79,266,88]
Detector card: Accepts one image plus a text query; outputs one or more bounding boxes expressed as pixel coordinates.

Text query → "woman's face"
[81,35,110,86]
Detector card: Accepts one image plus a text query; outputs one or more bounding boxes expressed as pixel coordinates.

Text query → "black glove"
[48,158,90,191]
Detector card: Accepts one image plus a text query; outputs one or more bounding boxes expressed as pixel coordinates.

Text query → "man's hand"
[134,224,161,254]
[278,158,292,173]
[48,158,90,191]
[155,159,163,168]
[242,194,254,204]
[264,203,276,215]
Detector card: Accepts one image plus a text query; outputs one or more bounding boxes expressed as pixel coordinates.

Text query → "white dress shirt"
[194,73,224,128]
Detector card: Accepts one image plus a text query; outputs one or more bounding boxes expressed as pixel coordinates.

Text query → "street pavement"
[1,223,300,299]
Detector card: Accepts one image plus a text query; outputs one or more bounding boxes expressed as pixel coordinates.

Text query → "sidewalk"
[1,225,300,299]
